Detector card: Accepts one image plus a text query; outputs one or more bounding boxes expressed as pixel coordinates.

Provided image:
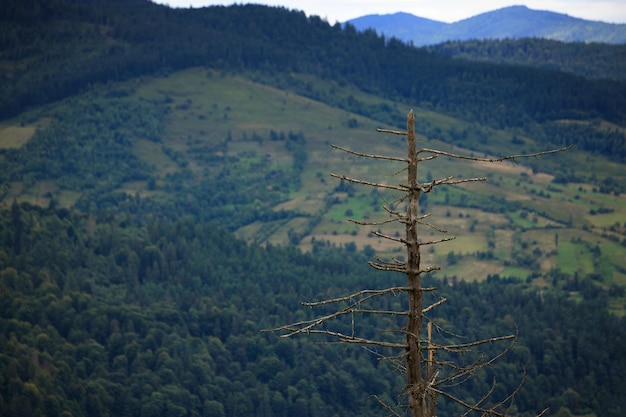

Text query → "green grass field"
[2,67,624,312]
[557,241,594,275]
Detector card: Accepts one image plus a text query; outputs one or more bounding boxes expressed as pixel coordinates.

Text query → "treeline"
[1,0,625,158]
[1,201,625,417]
[427,38,626,81]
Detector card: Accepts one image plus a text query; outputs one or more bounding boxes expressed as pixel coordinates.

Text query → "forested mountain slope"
[427,38,626,81]
[1,202,625,417]
[1,0,626,130]
[1,67,624,295]
[0,1,625,416]
[348,5,626,46]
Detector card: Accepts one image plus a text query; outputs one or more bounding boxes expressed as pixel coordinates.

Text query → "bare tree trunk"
[405,109,426,416]
[269,110,570,417]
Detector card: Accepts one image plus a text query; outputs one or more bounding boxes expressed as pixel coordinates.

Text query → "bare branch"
[268,288,412,337]
[331,144,408,162]
[419,265,441,274]
[432,334,515,351]
[418,154,438,162]
[369,256,406,271]
[425,176,487,188]
[347,216,400,226]
[382,204,404,217]
[432,332,518,388]
[416,144,574,162]
[376,128,429,141]
[419,236,456,246]
[429,385,511,417]
[373,395,404,417]
[460,378,498,417]
[330,173,407,192]
[302,287,411,306]
[371,229,406,243]
[417,219,448,234]
[350,309,409,318]
[423,297,447,314]
[298,329,408,348]
[369,261,407,273]
[376,128,407,136]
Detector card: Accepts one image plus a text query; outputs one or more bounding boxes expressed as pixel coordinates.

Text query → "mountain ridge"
[0,2,625,417]
[347,5,626,45]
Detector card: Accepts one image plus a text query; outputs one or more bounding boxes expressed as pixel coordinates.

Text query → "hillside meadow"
[0,2,625,414]
[1,67,624,314]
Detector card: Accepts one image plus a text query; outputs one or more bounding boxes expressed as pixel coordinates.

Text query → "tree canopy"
[0,200,625,417]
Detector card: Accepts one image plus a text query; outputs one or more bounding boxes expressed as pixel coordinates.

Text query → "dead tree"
[271,110,571,416]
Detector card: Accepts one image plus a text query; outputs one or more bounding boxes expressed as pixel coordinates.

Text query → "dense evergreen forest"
[1,0,626,162]
[427,38,626,81]
[1,202,625,417]
[1,0,626,416]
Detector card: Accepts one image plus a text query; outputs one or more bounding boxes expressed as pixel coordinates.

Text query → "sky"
[152,1,626,24]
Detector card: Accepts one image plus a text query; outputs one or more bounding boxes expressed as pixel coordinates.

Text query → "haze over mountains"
[348,5,626,45]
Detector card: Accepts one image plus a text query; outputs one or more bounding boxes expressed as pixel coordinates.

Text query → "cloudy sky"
[153,1,626,23]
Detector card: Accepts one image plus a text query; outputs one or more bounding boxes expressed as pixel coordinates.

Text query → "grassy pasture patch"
[588,191,624,207]
[522,228,559,251]
[438,235,488,256]
[274,195,325,215]
[266,217,312,245]
[54,190,81,207]
[3,65,624,299]
[132,138,178,177]
[235,218,293,244]
[501,266,532,280]
[493,229,514,259]
[507,210,540,229]
[326,194,378,222]
[0,124,36,149]
[556,241,595,276]
[315,217,361,236]
[11,180,56,207]
[141,68,385,147]
[444,260,502,282]
[8,179,80,208]
[599,241,626,284]
[587,210,625,228]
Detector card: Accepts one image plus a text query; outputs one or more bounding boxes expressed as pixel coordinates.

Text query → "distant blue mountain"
[347,5,626,45]
[347,12,446,41]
